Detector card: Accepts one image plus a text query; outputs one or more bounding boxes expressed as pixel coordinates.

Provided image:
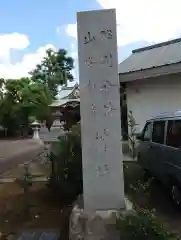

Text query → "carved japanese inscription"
[77,9,125,211]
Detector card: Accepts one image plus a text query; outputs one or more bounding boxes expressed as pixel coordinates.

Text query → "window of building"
[166,120,181,148]
[142,122,152,141]
[152,121,165,144]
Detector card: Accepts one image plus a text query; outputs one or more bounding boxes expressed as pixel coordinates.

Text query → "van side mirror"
[136,133,143,141]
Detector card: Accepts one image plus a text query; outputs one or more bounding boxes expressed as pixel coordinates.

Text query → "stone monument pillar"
[78,8,125,211]
[69,9,132,239]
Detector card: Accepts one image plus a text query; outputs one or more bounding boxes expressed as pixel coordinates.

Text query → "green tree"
[0,78,53,136]
[0,78,4,100]
[30,48,74,96]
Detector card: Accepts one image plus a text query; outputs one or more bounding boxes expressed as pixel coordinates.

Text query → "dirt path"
[0,139,44,175]
[0,183,72,239]
[0,140,71,239]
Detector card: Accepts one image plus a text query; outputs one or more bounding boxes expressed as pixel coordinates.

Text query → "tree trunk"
[22,127,29,138]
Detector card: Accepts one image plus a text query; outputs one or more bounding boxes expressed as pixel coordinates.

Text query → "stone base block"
[69,195,133,240]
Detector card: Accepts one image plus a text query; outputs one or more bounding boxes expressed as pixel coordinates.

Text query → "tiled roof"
[58,87,74,99]
[50,83,80,107]
[49,98,80,107]
[119,38,181,74]
[57,83,79,99]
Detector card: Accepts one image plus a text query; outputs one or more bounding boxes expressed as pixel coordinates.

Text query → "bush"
[116,207,178,239]
[48,122,82,198]
[122,163,178,239]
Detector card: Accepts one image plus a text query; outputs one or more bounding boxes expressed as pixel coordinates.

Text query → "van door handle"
[148,145,152,149]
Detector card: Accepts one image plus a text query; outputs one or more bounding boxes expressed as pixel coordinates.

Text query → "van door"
[137,121,153,171]
[164,120,181,186]
[150,120,166,180]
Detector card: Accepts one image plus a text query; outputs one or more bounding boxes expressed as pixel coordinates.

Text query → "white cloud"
[98,0,181,45]
[65,0,181,46]
[0,33,29,62]
[65,24,77,40]
[69,42,78,59]
[0,32,56,79]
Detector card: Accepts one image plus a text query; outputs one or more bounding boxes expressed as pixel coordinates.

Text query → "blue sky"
[0,0,99,51]
[0,0,180,80]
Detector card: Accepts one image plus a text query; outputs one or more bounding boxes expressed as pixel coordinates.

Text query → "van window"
[152,121,165,144]
[142,122,152,141]
[166,120,181,148]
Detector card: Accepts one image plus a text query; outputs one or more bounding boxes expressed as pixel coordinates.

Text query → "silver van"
[137,111,181,208]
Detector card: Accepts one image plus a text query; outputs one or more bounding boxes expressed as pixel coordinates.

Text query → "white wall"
[126,74,181,132]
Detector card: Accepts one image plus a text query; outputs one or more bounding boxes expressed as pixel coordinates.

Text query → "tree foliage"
[0,78,52,136]
[0,47,75,137]
[0,78,4,100]
[30,48,74,96]
[117,208,178,239]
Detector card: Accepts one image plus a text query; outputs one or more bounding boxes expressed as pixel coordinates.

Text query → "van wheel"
[170,183,181,209]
